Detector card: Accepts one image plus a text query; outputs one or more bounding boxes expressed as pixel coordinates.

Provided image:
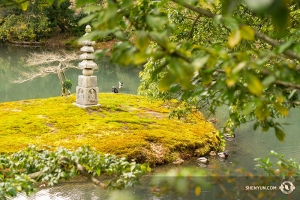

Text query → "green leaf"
[158,72,176,91]
[20,1,29,11]
[192,55,209,70]
[223,16,239,30]
[254,103,270,121]
[222,0,239,14]
[94,49,109,58]
[270,5,289,37]
[228,30,241,48]
[245,73,263,96]
[243,0,274,11]
[274,103,289,116]
[136,31,149,51]
[202,73,212,85]
[7,187,17,196]
[274,89,284,103]
[232,62,246,74]
[262,75,275,86]
[76,0,97,7]
[120,0,133,8]
[96,169,101,176]
[78,14,98,26]
[104,3,118,22]
[276,40,293,54]
[240,25,255,40]
[275,127,285,142]
[146,15,167,31]
[46,0,54,5]
[115,30,127,40]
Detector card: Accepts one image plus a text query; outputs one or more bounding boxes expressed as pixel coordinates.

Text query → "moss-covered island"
[0,93,221,165]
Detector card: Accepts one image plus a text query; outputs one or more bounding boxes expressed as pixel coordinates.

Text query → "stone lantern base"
[73,75,100,108]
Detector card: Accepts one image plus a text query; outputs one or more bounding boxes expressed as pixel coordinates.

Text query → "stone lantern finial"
[85,25,91,33]
[74,25,99,108]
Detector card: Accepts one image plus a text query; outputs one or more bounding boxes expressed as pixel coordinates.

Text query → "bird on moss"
[112,86,118,93]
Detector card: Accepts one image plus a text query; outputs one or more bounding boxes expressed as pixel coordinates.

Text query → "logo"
[279,181,295,194]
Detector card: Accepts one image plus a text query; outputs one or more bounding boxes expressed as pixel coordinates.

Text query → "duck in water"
[197,156,209,164]
[217,150,229,159]
[223,127,236,141]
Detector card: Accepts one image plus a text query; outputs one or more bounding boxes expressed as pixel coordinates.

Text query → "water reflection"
[0,44,141,103]
[2,44,300,199]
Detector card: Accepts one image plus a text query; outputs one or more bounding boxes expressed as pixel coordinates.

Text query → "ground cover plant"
[0,93,220,164]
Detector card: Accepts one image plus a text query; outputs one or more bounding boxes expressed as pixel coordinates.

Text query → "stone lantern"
[74,25,99,108]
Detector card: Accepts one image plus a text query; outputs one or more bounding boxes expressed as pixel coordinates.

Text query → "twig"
[172,0,300,61]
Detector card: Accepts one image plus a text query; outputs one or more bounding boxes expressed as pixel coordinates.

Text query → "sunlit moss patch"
[0,93,220,165]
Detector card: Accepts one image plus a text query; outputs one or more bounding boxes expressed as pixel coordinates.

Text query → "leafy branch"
[0,146,150,199]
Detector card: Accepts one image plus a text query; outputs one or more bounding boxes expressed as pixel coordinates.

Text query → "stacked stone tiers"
[75,25,99,107]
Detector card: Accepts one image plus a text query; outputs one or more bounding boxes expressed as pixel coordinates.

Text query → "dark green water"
[0,44,141,103]
[1,44,300,200]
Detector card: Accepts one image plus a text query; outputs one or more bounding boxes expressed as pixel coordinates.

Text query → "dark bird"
[112,86,118,93]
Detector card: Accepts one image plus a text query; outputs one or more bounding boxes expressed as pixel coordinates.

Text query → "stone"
[78,75,97,88]
[78,60,98,69]
[76,87,99,105]
[80,46,94,53]
[80,52,95,60]
[75,24,99,108]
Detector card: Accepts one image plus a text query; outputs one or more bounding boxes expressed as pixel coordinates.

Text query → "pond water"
[0,44,141,103]
[1,44,300,199]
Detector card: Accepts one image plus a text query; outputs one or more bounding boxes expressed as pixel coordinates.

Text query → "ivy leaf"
[228,30,241,48]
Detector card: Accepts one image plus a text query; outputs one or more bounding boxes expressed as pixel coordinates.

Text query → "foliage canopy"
[74,0,300,141]
[2,0,300,140]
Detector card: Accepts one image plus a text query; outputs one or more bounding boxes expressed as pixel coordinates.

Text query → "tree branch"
[188,14,201,40]
[172,0,300,61]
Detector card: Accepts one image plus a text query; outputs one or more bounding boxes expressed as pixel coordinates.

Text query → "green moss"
[0,94,220,165]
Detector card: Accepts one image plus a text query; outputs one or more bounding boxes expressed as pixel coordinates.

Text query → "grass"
[0,93,221,165]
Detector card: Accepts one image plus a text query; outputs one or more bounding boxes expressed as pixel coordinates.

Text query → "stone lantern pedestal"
[74,25,100,108]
